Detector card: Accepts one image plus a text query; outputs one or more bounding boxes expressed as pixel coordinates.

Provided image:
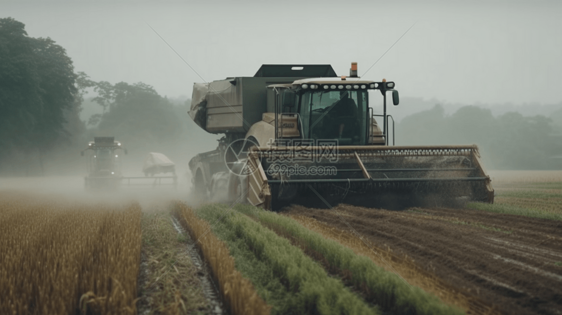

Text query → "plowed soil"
[286,205,562,315]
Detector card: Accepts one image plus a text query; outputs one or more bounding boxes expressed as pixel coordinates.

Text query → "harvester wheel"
[224,159,250,205]
[270,183,296,212]
[227,173,248,204]
[193,169,207,198]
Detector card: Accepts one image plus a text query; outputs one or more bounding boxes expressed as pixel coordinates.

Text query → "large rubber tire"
[226,162,249,204]
[269,182,297,212]
[192,169,207,199]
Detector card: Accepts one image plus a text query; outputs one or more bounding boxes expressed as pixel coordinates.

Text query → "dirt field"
[286,204,562,315]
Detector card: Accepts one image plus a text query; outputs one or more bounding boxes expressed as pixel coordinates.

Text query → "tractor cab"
[81,137,127,190]
[270,75,399,146]
[91,147,119,176]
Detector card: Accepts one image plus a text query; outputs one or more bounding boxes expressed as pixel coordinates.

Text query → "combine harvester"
[81,137,127,190]
[81,137,177,190]
[188,64,494,210]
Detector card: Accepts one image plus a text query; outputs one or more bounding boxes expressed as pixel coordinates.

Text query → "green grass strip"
[467,202,562,221]
[235,204,464,315]
[520,182,562,190]
[499,190,562,199]
[194,204,379,315]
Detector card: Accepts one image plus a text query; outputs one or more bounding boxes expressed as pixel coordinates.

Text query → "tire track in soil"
[171,217,225,315]
[286,205,562,315]
[414,207,562,247]
[286,213,500,315]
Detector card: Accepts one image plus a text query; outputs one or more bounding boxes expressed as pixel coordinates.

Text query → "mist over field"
[1,0,561,181]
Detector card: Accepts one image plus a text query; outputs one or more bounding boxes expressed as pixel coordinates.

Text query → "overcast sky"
[3,0,562,106]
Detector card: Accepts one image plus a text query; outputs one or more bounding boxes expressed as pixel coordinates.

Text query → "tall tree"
[0,18,41,157]
[0,17,80,173]
[63,72,93,146]
[29,37,78,167]
[91,81,183,149]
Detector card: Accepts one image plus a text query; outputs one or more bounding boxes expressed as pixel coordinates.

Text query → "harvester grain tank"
[188,64,494,210]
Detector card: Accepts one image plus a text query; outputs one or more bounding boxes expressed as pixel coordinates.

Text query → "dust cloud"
[0,116,220,210]
[0,176,193,211]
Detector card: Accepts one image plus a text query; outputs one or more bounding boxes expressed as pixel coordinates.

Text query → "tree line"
[396,105,562,170]
[0,18,80,170]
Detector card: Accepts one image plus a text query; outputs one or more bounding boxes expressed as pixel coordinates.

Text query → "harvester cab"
[267,77,397,147]
[81,137,126,190]
[188,64,494,210]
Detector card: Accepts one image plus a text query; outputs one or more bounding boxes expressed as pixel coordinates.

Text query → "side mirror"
[282,90,296,108]
[392,90,400,106]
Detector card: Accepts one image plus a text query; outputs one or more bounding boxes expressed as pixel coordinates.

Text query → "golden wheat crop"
[174,202,270,315]
[0,191,142,315]
[486,171,562,217]
[489,170,562,184]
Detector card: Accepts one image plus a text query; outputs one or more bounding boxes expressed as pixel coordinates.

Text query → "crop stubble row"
[285,213,499,315]
[288,204,562,315]
[174,202,271,315]
[235,204,464,315]
[181,202,468,315]
[185,203,381,315]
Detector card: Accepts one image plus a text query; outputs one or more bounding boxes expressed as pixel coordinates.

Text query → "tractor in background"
[81,137,127,190]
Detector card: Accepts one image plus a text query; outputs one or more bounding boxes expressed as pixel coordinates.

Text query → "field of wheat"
[0,192,142,315]
[469,170,562,220]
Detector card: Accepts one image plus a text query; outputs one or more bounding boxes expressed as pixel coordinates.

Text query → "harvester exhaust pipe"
[350,62,358,77]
